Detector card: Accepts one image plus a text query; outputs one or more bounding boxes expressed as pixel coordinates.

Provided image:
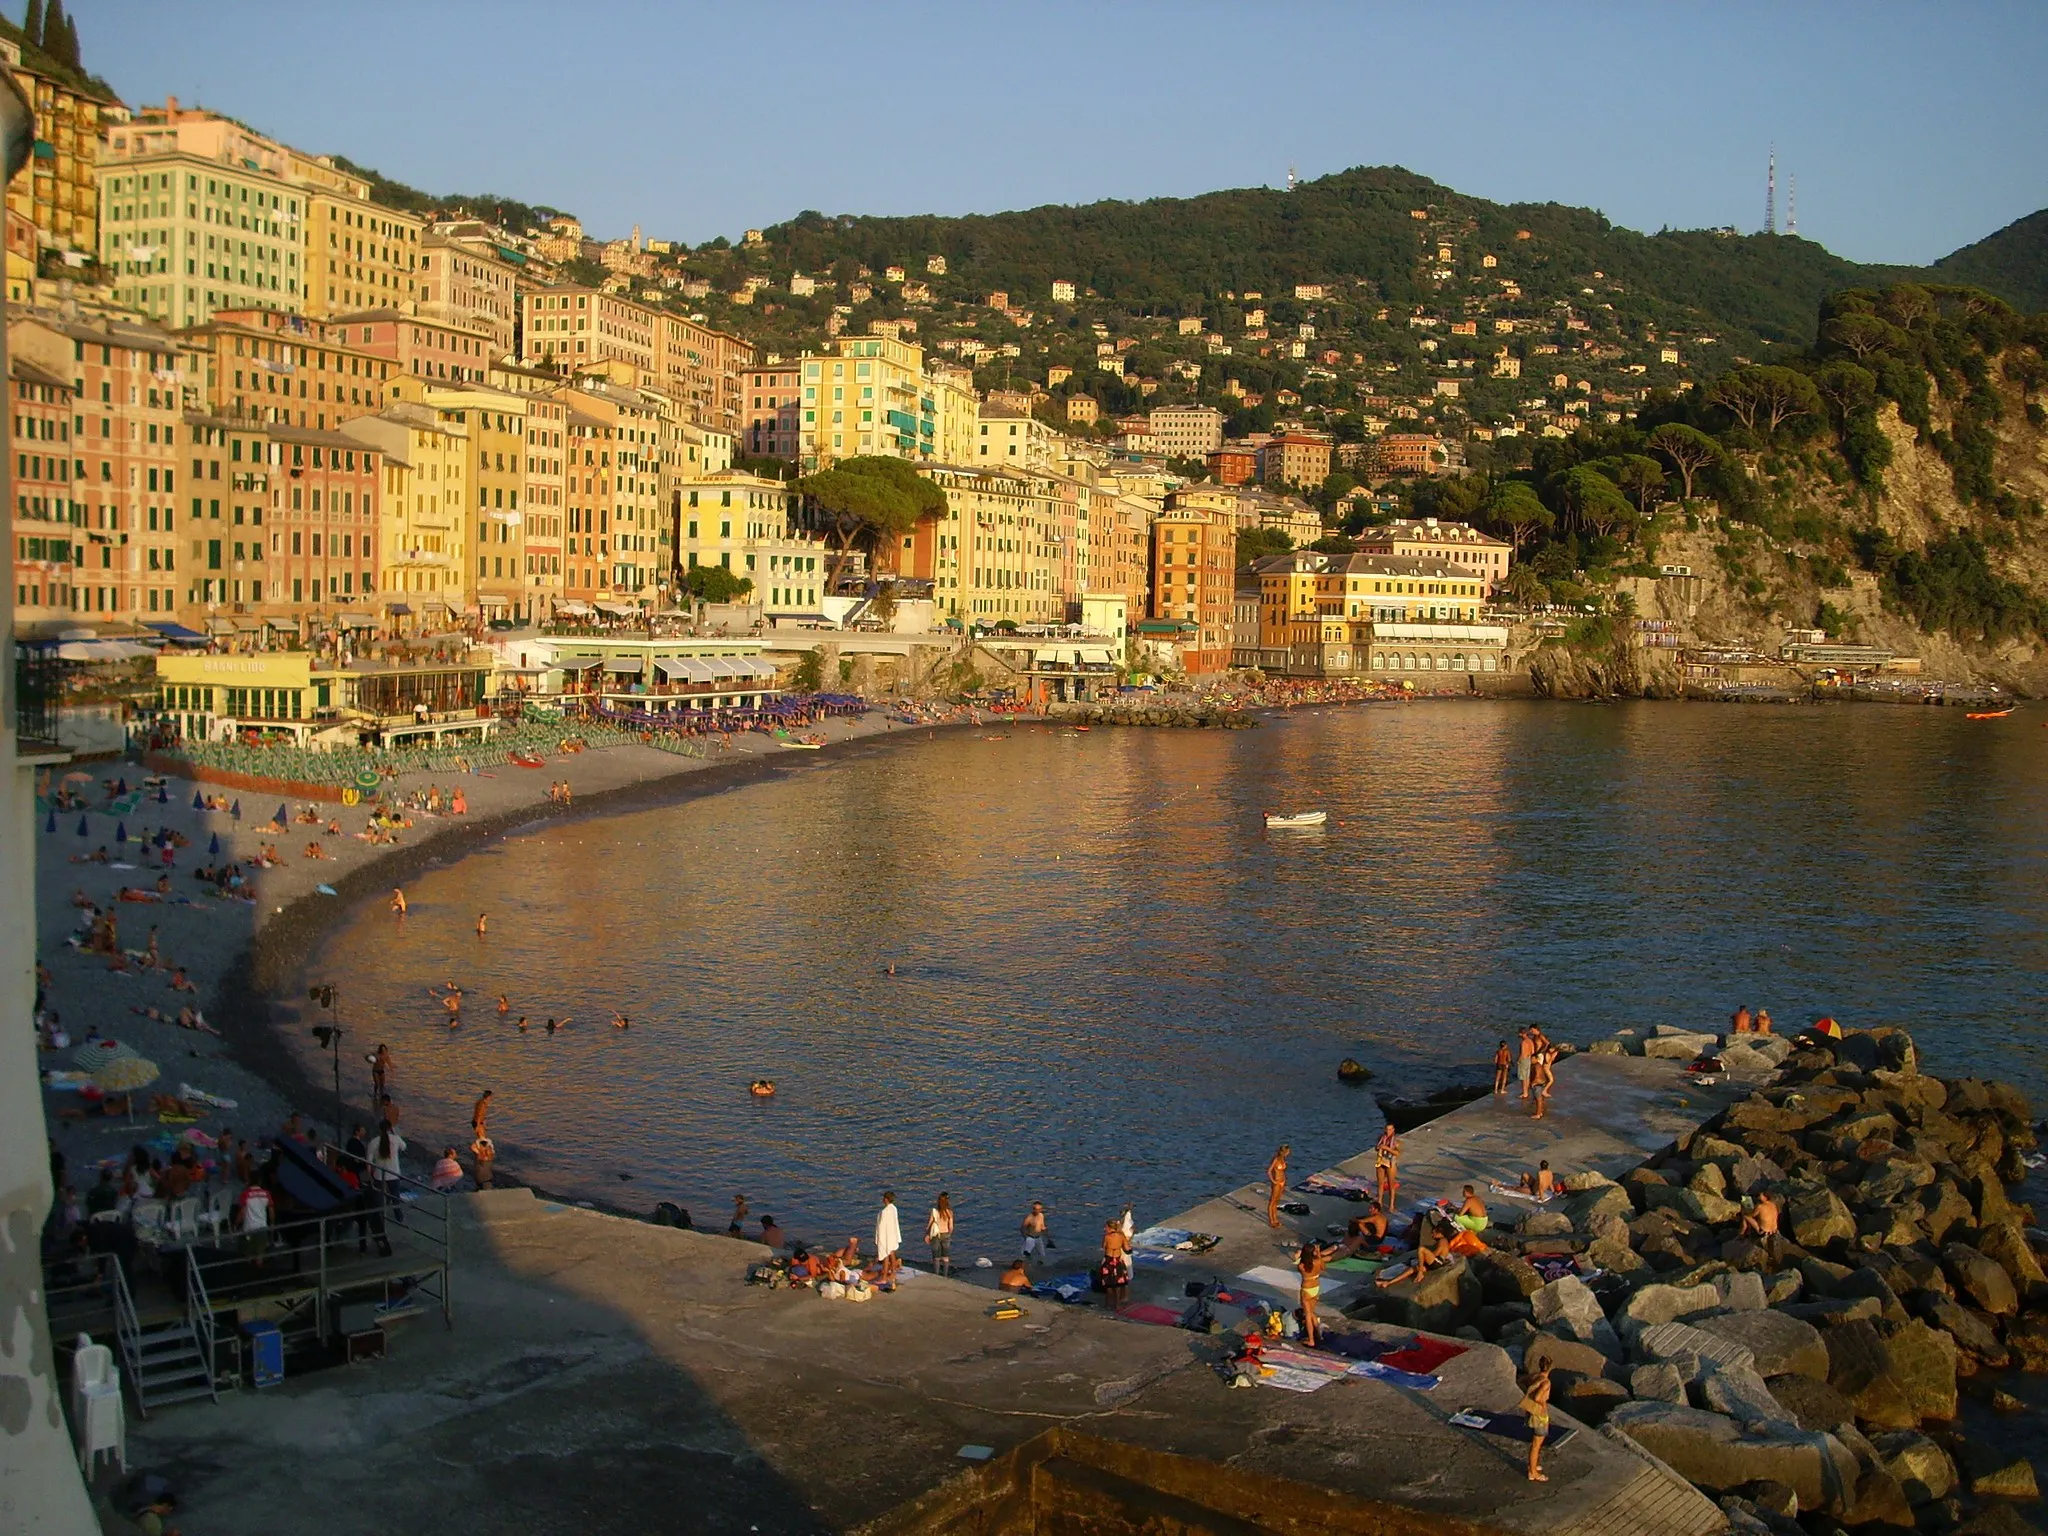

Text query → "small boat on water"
[1265,810,1328,829]
[1966,708,2015,720]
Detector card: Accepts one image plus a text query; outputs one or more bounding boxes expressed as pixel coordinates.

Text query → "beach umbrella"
[93,1055,160,1121]
[45,810,55,833]
[156,786,169,804]
[1810,1017,1845,1039]
[208,832,220,857]
[230,800,241,821]
[116,778,128,796]
[73,1039,136,1072]
[192,791,204,811]
[271,803,288,828]
[115,822,128,845]
[76,815,90,838]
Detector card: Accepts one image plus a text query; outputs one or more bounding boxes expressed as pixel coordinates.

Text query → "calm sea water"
[296,701,2048,1256]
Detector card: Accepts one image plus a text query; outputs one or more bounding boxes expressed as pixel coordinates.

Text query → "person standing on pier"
[1374,1124,1401,1211]
[1493,1040,1512,1097]
[1099,1219,1132,1313]
[1521,1361,1553,1481]
[1530,1047,1556,1120]
[1266,1144,1291,1228]
[925,1193,955,1276]
[370,1043,393,1103]
[1296,1239,1331,1347]
[1515,1027,1536,1100]
[1020,1201,1049,1264]
[874,1191,903,1283]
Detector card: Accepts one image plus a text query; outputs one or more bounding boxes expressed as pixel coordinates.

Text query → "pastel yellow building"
[302,175,423,319]
[676,470,825,618]
[1,32,113,303]
[390,377,539,620]
[797,331,954,468]
[341,402,471,627]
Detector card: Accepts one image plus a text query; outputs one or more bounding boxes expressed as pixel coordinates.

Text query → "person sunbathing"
[786,1247,819,1285]
[1518,1161,1557,1198]
[1375,1212,1456,1288]
[999,1258,1032,1291]
[168,968,195,993]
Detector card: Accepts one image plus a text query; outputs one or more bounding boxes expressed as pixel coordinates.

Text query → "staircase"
[111,1251,220,1416]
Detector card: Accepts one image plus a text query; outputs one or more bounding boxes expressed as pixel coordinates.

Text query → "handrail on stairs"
[184,1248,219,1403]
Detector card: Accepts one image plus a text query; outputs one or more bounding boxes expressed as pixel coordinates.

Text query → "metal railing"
[110,1254,144,1411]
[183,1249,219,1405]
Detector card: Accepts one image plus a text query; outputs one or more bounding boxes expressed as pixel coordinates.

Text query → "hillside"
[754,167,1898,349]
[1932,209,2048,316]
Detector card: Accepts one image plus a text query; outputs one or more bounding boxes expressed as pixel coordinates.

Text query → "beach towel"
[1326,1256,1385,1275]
[1529,1255,1580,1282]
[1302,1173,1377,1198]
[1488,1182,1556,1204]
[1447,1409,1577,1448]
[1131,1226,1220,1254]
[1119,1303,1184,1327]
[1316,1333,1390,1362]
[1032,1272,1095,1303]
[1131,1249,1178,1269]
[1236,1265,1313,1295]
[1347,1360,1442,1390]
[1256,1365,1339,1394]
[180,1084,237,1111]
[1381,1337,1466,1375]
[1259,1347,1352,1379]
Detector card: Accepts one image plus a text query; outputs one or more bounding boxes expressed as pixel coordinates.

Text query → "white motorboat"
[1264,810,1328,829]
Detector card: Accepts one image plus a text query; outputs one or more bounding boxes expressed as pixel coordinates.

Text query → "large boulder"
[1823,1321,1918,1430]
[1587,1236,1650,1277]
[1717,1041,1779,1075]
[1917,1180,1978,1247]
[1523,1332,1613,1381]
[1638,1319,1756,1377]
[1691,1309,1830,1380]
[1782,1185,1857,1249]
[1468,1248,1544,1303]
[1621,1281,1721,1331]
[1716,1271,1769,1312]
[1645,1030,1718,1059]
[1629,1361,1689,1403]
[1979,1222,2048,1304]
[1562,1182,1635,1228]
[1700,1363,1796,1429]
[1919,1293,2009,1367]
[1767,1373,1856,1433]
[1882,1318,1957,1422]
[1528,1274,1619,1359]
[1517,1209,1574,1238]
[2004,1311,2048,1373]
[1969,1455,2040,1501]
[1852,1155,1936,1209]
[1604,1401,1858,1515]
[1726,1153,1788,1197]
[1645,1182,1742,1225]
[1368,1254,1479,1334]
[1554,1372,1630,1427]
[1944,1241,2021,1316]
[1870,1428,1957,1505]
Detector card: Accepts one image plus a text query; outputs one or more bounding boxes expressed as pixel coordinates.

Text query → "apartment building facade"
[1146,404,1224,459]
[419,228,519,357]
[1353,516,1511,593]
[340,403,471,628]
[183,307,393,430]
[9,352,76,622]
[303,187,422,319]
[743,359,801,460]
[676,470,824,618]
[331,306,493,389]
[1147,504,1232,674]
[1,35,112,303]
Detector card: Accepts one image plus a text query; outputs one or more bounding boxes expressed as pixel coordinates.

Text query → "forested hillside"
[1932,210,2048,316]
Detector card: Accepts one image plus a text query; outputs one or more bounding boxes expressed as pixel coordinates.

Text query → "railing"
[184,1249,219,1404]
[14,641,68,751]
[110,1252,144,1414]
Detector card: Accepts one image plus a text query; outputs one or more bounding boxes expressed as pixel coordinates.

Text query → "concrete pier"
[120,1051,1748,1534]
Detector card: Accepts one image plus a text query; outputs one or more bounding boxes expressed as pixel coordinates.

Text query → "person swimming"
[516,1016,529,1033]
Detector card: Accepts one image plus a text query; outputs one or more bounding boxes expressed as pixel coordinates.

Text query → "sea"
[294,700,2048,1258]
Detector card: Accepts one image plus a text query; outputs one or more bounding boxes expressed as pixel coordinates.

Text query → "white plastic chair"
[167,1196,200,1240]
[71,1335,124,1475]
[129,1199,167,1245]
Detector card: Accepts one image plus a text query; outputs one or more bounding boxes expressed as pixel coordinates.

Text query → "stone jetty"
[1047,698,1253,728]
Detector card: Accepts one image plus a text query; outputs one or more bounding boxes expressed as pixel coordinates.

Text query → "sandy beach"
[33,706,994,1201]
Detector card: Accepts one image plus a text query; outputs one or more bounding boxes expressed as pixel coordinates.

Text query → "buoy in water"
[749,1079,776,1097]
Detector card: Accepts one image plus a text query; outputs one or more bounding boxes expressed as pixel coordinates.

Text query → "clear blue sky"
[73,0,2048,265]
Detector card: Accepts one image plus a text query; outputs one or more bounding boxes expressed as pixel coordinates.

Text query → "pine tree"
[23,0,42,48]
[60,8,77,67]
[40,0,68,66]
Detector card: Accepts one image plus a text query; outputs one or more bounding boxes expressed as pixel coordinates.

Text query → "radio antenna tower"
[1764,146,1776,235]
[1286,165,1298,192]
[1787,173,1797,236]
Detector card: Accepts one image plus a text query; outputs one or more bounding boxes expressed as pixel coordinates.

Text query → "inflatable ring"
[749,1079,776,1097]
[342,788,360,806]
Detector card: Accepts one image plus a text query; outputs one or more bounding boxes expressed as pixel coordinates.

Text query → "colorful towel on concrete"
[1256,1364,1340,1394]
[1488,1181,1556,1204]
[1031,1272,1095,1303]
[1316,1332,1389,1361]
[1302,1173,1377,1197]
[1529,1255,1580,1282]
[1347,1360,1442,1390]
[1381,1337,1467,1375]
[1260,1347,1352,1379]
[1448,1409,1578,1448]
[1326,1256,1384,1275]
[1131,1226,1221,1254]
[1118,1303,1185,1327]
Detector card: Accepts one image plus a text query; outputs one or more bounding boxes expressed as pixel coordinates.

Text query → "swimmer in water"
[610,1010,630,1030]
[516,1016,529,1033]
[390,889,407,916]
[545,1017,559,1035]
[496,994,510,1015]
[476,912,488,937]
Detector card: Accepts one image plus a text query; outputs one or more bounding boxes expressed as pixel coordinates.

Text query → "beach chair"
[71,1334,125,1474]
[166,1196,201,1241]
[129,1199,168,1247]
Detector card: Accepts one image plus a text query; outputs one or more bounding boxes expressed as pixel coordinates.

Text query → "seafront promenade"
[110,1051,1737,1536]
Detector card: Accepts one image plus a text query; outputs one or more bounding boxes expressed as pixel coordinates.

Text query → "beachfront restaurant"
[542,638,784,715]
[153,649,496,746]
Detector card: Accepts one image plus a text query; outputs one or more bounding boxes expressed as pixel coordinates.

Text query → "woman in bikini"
[1374,1123,1401,1210]
[1522,1361,1554,1481]
[1296,1239,1331,1347]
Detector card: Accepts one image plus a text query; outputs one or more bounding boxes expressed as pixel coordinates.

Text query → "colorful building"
[181,307,394,431]
[1147,504,1233,673]
[676,469,825,620]
[340,402,471,630]
[8,350,76,623]
[1,31,114,304]
[744,359,801,461]
[1353,516,1512,594]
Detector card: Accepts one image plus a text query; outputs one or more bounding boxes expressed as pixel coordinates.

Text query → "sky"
[70,0,2048,266]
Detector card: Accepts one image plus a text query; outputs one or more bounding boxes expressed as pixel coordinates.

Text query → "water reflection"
[300,703,2048,1255]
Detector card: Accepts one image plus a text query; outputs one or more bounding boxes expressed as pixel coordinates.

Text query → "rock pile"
[1046,700,1253,729]
[1357,1023,2047,1534]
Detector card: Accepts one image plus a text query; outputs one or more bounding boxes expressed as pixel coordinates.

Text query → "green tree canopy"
[1709,365,1822,439]
[1645,423,1722,501]
[1481,481,1553,551]
[683,564,753,603]
[795,456,948,572]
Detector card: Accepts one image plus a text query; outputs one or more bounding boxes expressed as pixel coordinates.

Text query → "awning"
[477,593,510,608]
[558,601,594,615]
[556,658,601,673]
[595,601,635,615]
[385,603,413,615]
[742,658,781,680]
[654,658,695,680]
[145,621,206,642]
[673,658,718,682]
[603,657,643,674]
[702,657,745,680]
[337,614,379,628]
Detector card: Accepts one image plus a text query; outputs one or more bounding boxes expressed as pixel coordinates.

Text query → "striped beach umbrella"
[72,1039,136,1072]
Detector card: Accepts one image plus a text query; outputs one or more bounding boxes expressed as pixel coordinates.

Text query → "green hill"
[752,166,1914,349]
[1931,209,2048,315]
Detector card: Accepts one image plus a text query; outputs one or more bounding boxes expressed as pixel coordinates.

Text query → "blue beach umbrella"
[115,822,128,845]
[76,815,89,837]
[191,791,204,811]
[208,832,220,857]
[45,810,56,833]
[272,803,288,828]
[156,785,169,804]
[230,800,241,821]
[116,777,128,796]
